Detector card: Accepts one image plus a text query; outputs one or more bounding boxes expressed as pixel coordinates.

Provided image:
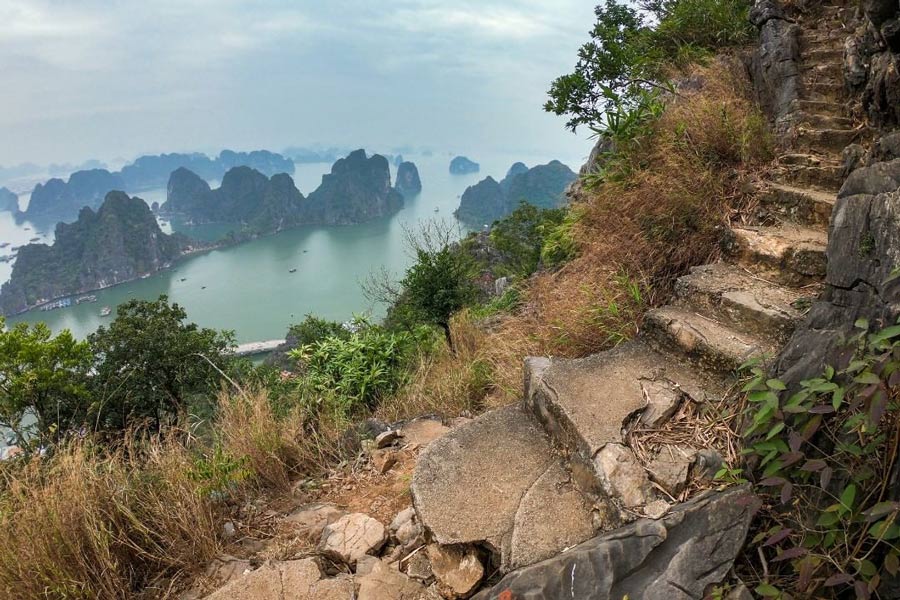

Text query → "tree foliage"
[0,319,92,445]
[544,0,754,131]
[88,296,234,431]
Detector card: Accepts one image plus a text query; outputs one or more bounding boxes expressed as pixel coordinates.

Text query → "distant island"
[0,187,18,212]
[0,192,197,316]
[454,160,576,225]
[16,149,295,226]
[450,156,480,175]
[282,146,351,164]
[395,161,422,197]
[162,149,406,233]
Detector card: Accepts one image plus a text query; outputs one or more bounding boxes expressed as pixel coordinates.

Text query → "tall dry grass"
[381,60,773,417]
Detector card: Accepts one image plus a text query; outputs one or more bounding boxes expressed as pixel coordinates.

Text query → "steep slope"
[23,169,125,223]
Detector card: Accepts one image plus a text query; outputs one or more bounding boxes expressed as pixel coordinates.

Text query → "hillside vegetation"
[0,1,785,597]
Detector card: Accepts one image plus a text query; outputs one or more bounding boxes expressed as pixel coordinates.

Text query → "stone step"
[643,306,777,372]
[795,127,862,152]
[674,262,810,342]
[727,224,828,285]
[790,99,846,118]
[790,111,854,129]
[759,181,835,227]
[805,80,846,100]
[775,162,844,191]
[524,340,714,504]
[800,46,844,64]
[411,404,598,574]
[778,152,841,167]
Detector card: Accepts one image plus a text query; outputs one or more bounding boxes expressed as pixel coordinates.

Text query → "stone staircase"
[411,0,861,587]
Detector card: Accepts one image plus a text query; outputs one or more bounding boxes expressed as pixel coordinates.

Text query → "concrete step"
[795,126,862,153]
[411,404,598,573]
[674,263,810,343]
[758,180,835,227]
[775,162,844,192]
[727,224,828,285]
[643,306,777,373]
[524,340,714,502]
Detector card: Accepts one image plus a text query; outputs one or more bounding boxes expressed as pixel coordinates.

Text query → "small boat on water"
[434,207,439,212]
[201,286,206,290]
[41,298,73,312]
[29,237,40,242]
[100,306,111,317]
[180,278,187,282]
[75,295,97,304]
[289,268,297,273]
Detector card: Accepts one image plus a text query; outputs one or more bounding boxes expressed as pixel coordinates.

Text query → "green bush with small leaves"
[739,319,900,598]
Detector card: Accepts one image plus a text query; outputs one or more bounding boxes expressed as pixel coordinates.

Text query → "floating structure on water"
[75,295,97,304]
[40,298,72,312]
[100,306,112,317]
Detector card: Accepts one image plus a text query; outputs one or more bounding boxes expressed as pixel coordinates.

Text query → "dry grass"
[0,440,220,600]
[382,59,773,418]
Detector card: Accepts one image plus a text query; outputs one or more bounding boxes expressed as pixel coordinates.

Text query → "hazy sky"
[0,0,596,167]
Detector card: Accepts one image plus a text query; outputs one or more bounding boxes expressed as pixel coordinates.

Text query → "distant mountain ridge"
[18,149,295,225]
[0,192,193,316]
[455,160,576,225]
[0,187,18,212]
[161,149,406,233]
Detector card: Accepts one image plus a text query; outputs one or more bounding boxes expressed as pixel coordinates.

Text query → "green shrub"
[541,208,582,267]
[488,203,568,277]
[738,319,900,598]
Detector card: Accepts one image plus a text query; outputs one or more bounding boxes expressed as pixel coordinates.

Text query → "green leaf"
[832,387,845,411]
[766,378,787,391]
[755,583,781,597]
[817,511,841,527]
[854,372,882,385]
[825,365,835,380]
[855,318,870,330]
[766,422,786,440]
[840,484,858,512]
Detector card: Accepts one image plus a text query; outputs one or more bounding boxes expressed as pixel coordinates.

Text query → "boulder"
[375,429,401,448]
[371,449,399,474]
[204,559,354,600]
[473,486,759,600]
[390,507,425,554]
[593,443,654,509]
[646,446,697,496]
[400,417,449,448]
[749,8,802,129]
[356,558,431,600]
[318,513,388,566]
[427,544,484,599]
[283,503,346,543]
[639,379,684,428]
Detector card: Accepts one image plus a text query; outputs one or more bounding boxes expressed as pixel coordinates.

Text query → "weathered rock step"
[643,306,777,373]
[805,80,846,100]
[524,340,715,497]
[759,180,835,227]
[674,262,809,342]
[790,110,852,130]
[790,99,846,118]
[411,404,597,574]
[775,162,844,192]
[795,127,862,152]
[728,224,828,285]
[472,486,758,600]
[778,152,840,167]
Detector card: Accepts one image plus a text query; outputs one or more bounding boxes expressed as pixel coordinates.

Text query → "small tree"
[366,221,478,352]
[88,296,234,431]
[0,319,92,445]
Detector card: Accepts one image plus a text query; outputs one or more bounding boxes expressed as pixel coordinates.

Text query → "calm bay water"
[1,150,586,343]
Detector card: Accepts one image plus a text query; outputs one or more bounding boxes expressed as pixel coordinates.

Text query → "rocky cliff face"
[845,0,900,126]
[120,150,295,191]
[449,156,480,175]
[24,169,125,224]
[455,161,576,225]
[0,187,17,212]
[0,192,188,315]
[162,166,307,233]
[305,150,404,225]
[395,161,422,197]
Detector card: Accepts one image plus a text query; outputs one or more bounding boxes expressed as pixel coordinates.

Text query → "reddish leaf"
[781,482,794,505]
[760,477,787,487]
[809,404,835,414]
[854,579,871,599]
[802,415,823,440]
[800,459,826,472]
[780,451,804,468]
[824,573,854,587]
[821,466,834,490]
[889,370,900,387]
[764,528,793,546]
[773,546,807,561]
[789,431,803,452]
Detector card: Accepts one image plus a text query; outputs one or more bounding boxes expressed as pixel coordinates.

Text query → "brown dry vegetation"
[379,59,773,420]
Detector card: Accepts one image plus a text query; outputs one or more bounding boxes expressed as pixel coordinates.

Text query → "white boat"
[100,306,112,317]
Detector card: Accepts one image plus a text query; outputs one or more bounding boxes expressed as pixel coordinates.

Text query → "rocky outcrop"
[449,156,480,175]
[0,187,17,212]
[305,150,404,225]
[749,0,802,129]
[161,166,307,233]
[23,169,125,223]
[776,152,900,384]
[454,161,576,225]
[845,0,900,126]
[472,486,757,600]
[395,161,423,197]
[0,192,190,315]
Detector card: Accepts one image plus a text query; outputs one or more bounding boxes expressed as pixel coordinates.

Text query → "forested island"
[161,149,406,232]
[0,192,194,315]
[454,160,576,225]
